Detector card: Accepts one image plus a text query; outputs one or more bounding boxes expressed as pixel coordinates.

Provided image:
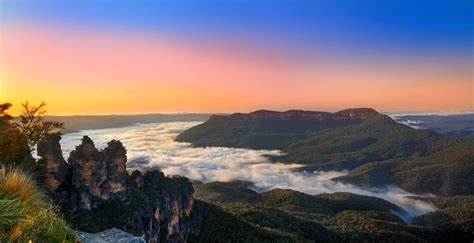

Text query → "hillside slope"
[177,108,473,195]
[336,138,474,195]
[194,181,439,242]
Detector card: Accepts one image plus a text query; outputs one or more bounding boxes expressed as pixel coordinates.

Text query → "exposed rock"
[68,136,108,210]
[209,108,382,122]
[37,135,197,242]
[335,108,379,119]
[37,134,71,191]
[103,140,129,200]
[122,170,196,242]
[130,170,144,188]
[38,136,130,210]
[77,228,145,243]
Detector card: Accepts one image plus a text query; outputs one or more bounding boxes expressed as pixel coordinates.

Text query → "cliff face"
[102,140,129,200]
[68,136,109,209]
[123,170,195,242]
[37,135,196,242]
[37,135,71,191]
[209,108,381,122]
[52,136,130,210]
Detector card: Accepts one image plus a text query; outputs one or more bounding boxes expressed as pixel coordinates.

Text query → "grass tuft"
[0,167,76,242]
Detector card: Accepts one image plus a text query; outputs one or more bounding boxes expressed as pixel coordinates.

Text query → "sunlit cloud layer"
[60,122,436,220]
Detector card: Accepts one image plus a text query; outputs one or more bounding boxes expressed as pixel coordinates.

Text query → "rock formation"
[37,135,71,191]
[37,135,197,242]
[68,136,110,209]
[123,170,195,242]
[209,108,381,122]
[77,228,146,243]
[102,140,129,200]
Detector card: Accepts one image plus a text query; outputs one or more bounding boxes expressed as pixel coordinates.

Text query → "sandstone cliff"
[209,108,382,122]
[37,135,71,191]
[37,135,196,242]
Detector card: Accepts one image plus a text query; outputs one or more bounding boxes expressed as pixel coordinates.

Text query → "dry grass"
[0,167,76,242]
[1,168,47,208]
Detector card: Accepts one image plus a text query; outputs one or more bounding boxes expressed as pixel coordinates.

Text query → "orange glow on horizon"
[1,25,472,115]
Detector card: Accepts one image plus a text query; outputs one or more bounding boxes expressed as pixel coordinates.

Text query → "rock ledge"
[77,228,145,243]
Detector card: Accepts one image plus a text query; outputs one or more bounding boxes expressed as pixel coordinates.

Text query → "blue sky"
[1,0,473,114]
[2,0,473,56]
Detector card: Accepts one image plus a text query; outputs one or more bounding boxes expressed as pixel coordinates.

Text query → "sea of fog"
[60,122,436,221]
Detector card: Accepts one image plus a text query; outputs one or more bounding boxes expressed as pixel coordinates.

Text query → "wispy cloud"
[60,122,436,220]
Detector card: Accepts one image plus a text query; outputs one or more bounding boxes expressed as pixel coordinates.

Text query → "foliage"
[193,181,437,242]
[188,200,301,242]
[412,196,474,242]
[177,111,473,195]
[0,103,13,121]
[192,181,259,204]
[0,101,63,167]
[338,137,474,195]
[225,205,340,242]
[0,103,32,167]
[0,168,76,242]
[66,170,194,242]
[15,101,64,150]
[0,102,73,241]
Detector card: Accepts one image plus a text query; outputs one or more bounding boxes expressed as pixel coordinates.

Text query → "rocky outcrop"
[47,136,129,210]
[77,228,146,243]
[37,135,197,242]
[68,136,110,210]
[37,135,71,191]
[102,140,129,200]
[123,171,196,242]
[209,108,381,122]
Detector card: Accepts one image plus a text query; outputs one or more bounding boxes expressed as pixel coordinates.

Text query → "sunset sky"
[1,0,472,115]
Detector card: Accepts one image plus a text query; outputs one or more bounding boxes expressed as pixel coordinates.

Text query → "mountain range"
[177,108,474,196]
[394,113,474,137]
[175,109,473,241]
[31,114,212,133]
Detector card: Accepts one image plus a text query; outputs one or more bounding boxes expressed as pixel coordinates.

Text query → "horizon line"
[10,109,474,117]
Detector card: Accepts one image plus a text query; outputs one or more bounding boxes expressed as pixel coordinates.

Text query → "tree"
[0,103,13,125]
[0,103,27,166]
[15,101,63,150]
[0,101,63,167]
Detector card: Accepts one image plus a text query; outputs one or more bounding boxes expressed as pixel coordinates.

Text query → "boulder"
[77,228,145,243]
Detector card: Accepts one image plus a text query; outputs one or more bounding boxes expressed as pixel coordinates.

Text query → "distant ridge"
[394,113,474,137]
[32,113,213,133]
[210,108,381,122]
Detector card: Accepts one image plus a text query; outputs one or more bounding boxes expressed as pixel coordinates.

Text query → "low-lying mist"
[60,122,436,221]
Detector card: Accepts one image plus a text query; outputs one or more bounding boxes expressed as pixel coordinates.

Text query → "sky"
[1,0,473,115]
